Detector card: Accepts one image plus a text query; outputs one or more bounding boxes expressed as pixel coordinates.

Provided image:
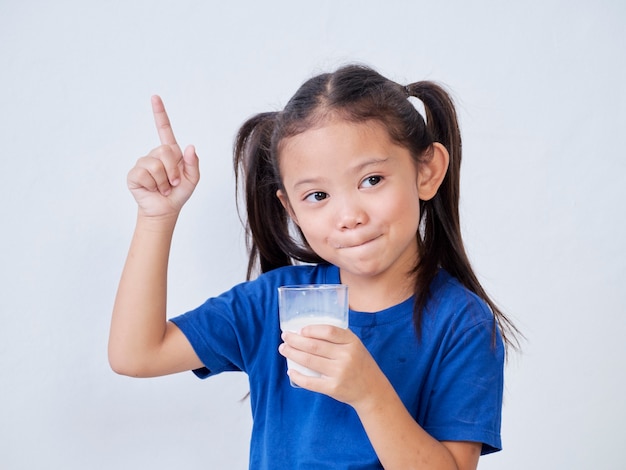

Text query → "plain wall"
[1,1,624,468]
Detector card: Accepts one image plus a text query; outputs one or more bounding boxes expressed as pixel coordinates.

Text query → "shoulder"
[427,270,494,325]
[424,270,502,351]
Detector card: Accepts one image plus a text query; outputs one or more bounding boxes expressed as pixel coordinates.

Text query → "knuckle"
[157,121,172,134]
[135,155,159,170]
[144,145,170,161]
[293,350,313,368]
[300,355,315,369]
[308,340,322,355]
[324,325,338,337]
[130,166,150,181]
[144,157,161,171]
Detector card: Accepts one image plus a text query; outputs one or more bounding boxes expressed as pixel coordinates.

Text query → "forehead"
[277,118,413,186]
[278,118,395,163]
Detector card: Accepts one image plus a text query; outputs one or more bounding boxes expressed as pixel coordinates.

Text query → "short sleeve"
[423,303,505,454]
[170,295,245,377]
[169,265,327,381]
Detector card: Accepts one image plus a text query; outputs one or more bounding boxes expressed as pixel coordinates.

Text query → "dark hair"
[234,64,520,350]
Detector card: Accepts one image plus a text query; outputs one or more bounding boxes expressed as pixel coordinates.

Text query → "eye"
[361,175,383,188]
[304,191,328,202]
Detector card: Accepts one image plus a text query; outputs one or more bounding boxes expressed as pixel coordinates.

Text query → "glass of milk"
[278,284,349,386]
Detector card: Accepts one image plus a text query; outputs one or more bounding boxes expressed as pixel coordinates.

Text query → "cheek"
[385,185,420,213]
[286,208,311,233]
[296,219,323,242]
[382,189,421,230]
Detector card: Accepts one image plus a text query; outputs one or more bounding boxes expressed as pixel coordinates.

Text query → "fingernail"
[170,178,180,186]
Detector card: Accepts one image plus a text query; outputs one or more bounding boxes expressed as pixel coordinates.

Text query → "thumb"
[182,145,200,184]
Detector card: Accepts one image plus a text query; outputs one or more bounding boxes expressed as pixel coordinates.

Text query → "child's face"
[277,118,422,288]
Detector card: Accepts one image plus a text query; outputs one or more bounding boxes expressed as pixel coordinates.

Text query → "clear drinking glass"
[278,284,349,386]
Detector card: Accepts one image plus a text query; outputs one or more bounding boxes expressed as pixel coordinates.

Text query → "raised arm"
[108,96,203,377]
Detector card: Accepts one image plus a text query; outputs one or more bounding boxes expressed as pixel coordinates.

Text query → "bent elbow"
[109,358,133,377]
[108,352,134,377]
[109,358,152,378]
[108,346,147,378]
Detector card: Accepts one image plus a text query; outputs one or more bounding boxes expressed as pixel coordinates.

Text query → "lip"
[334,234,382,249]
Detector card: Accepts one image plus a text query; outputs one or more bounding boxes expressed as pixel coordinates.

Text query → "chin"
[340,263,386,279]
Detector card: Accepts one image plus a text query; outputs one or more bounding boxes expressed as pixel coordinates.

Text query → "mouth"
[334,234,381,249]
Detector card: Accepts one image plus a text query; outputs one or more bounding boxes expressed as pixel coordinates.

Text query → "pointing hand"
[127,96,200,218]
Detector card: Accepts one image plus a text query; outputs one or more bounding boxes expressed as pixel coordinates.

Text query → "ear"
[276,189,299,225]
[417,142,449,201]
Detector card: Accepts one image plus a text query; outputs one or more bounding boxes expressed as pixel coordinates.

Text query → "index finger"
[299,324,349,344]
[151,95,178,147]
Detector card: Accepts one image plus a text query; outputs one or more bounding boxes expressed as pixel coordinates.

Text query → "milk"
[280,314,348,332]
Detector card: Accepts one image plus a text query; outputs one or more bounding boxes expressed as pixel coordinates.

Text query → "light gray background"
[1,1,624,469]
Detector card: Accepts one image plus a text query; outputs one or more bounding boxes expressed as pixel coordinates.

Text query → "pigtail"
[407,82,521,350]
[234,112,293,279]
[406,82,464,290]
[234,112,325,280]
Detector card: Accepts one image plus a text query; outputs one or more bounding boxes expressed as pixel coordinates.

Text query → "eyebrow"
[292,157,389,189]
[353,156,389,172]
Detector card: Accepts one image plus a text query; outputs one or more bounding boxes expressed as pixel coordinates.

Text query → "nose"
[335,194,368,230]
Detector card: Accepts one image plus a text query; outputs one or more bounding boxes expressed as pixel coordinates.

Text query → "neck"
[340,269,416,313]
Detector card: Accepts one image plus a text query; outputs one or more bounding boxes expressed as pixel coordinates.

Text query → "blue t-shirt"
[171,264,504,469]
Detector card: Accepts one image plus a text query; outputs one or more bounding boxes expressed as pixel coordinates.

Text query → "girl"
[110,64,518,470]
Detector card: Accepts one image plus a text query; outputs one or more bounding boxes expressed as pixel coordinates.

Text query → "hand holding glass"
[278,285,349,385]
